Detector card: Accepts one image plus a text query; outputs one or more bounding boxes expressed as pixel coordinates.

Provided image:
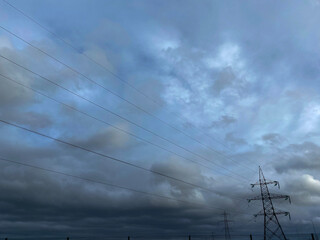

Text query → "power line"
[0,73,257,205]
[0,156,256,218]
[1,0,252,167]
[0,73,255,201]
[0,156,242,214]
[0,23,256,174]
[0,118,249,198]
[0,72,241,186]
[0,53,250,182]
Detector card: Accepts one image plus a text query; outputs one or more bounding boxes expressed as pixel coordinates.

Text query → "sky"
[0,0,320,239]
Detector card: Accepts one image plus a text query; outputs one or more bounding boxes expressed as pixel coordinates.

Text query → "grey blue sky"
[0,0,320,238]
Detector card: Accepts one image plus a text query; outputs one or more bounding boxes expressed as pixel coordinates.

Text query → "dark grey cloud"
[210,115,237,129]
[225,132,247,146]
[262,133,285,146]
[275,142,320,173]
[71,125,131,152]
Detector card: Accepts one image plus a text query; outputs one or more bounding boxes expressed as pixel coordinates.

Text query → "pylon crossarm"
[248,194,291,202]
[274,211,291,220]
[269,194,291,203]
[254,212,267,217]
[253,210,264,217]
[247,195,262,202]
[251,180,279,188]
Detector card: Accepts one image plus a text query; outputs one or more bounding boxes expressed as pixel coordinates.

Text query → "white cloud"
[299,174,320,194]
[163,77,192,104]
[298,102,320,134]
[205,43,244,72]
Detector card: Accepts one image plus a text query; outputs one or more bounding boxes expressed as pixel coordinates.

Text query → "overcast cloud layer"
[0,0,320,238]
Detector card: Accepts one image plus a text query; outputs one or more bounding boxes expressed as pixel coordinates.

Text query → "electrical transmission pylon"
[222,211,232,240]
[248,167,291,240]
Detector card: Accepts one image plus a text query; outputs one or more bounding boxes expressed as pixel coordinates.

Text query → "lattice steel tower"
[248,167,291,240]
[223,211,232,240]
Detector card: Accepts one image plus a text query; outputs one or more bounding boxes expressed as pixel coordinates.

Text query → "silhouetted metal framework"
[248,167,291,240]
[223,211,232,240]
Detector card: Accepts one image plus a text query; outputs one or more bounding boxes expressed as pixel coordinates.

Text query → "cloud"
[150,158,208,200]
[284,174,320,207]
[262,133,285,146]
[211,67,236,95]
[2,111,52,129]
[210,115,237,128]
[70,124,131,152]
[274,142,320,173]
[206,43,243,70]
[0,58,34,108]
[1,0,320,236]
[0,35,13,49]
[225,132,247,146]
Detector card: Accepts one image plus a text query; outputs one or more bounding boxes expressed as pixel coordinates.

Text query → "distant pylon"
[223,211,232,240]
[248,167,291,240]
